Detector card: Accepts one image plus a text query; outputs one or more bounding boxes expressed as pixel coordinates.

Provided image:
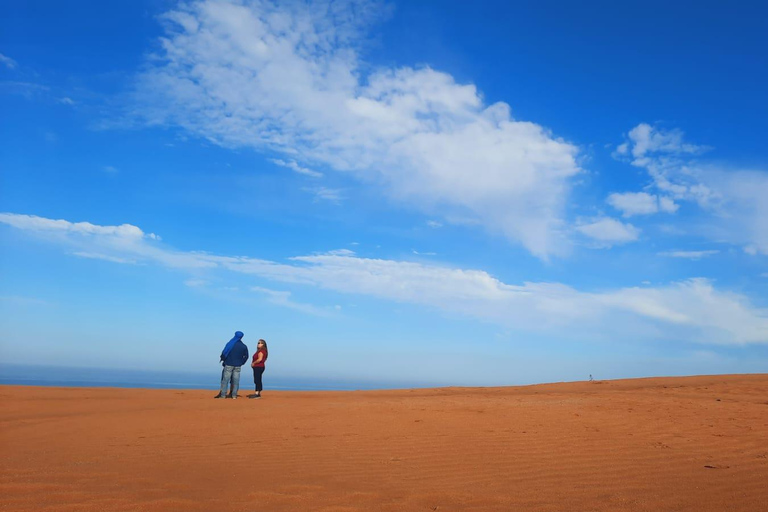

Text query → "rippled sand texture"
[2,375,767,511]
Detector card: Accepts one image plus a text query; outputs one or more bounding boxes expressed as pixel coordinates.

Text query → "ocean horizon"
[0,364,432,392]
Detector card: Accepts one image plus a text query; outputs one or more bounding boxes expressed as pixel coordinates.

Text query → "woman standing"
[249,339,268,399]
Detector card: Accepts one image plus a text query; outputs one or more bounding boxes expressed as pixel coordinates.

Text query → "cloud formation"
[270,159,323,178]
[607,191,678,217]
[613,123,768,254]
[3,212,766,345]
[658,250,719,259]
[134,0,581,258]
[303,186,343,203]
[0,53,17,69]
[251,285,329,316]
[576,217,640,246]
[615,123,708,159]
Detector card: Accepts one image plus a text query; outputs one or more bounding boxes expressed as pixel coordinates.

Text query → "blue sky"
[1,0,767,387]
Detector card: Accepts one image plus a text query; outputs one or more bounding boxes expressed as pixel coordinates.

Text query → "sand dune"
[1,375,767,511]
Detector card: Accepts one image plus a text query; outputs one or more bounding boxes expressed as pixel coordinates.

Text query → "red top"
[252,349,268,368]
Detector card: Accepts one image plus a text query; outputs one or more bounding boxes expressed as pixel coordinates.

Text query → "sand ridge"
[1,374,767,511]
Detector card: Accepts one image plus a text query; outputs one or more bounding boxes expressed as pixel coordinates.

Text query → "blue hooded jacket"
[222,339,249,367]
[220,331,244,361]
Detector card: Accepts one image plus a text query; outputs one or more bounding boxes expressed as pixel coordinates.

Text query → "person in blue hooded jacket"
[214,331,249,399]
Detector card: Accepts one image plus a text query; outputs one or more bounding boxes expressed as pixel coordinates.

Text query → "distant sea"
[0,364,427,391]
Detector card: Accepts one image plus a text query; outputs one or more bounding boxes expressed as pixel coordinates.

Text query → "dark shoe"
[248,394,261,399]
[214,394,224,399]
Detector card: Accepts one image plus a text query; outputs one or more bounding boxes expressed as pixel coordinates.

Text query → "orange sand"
[1,375,767,511]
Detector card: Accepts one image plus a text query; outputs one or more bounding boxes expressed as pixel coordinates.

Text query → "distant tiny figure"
[589,374,594,382]
[214,331,249,399]
[248,339,268,399]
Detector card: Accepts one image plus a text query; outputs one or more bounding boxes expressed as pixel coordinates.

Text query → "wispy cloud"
[0,295,47,305]
[658,250,719,260]
[607,191,678,217]
[132,0,581,258]
[615,124,718,207]
[251,286,328,316]
[0,81,50,99]
[613,123,768,254]
[325,249,355,256]
[303,186,343,203]
[270,159,323,178]
[615,123,709,159]
[576,217,640,246]
[103,165,119,174]
[72,251,139,264]
[0,53,17,69]
[0,213,148,238]
[3,212,767,345]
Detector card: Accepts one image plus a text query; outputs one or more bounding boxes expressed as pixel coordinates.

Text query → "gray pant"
[219,365,242,397]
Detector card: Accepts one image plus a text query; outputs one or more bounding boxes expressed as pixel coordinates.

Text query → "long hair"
[258,339,268,351]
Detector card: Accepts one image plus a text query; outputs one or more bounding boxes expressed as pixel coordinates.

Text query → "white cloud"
[607,192,654,216]
[701,169,768,255]
[0,213,209,269]
[270,158,323,178]
[303,186,343,203]
[616,124,717,207]
[325,248,355,256]
[72,252,139,264]
[58,97,75,105]
[132,0,581,258]
[234,253,768,344]
[658,250,719,259]
[607,191,679,217]
[0,53,17,69]
[4,212,767,344]
[184,278,209,287]
[623,123,708,159]
[576,217,640,245]
[426,220,443,228]
[103,165,119,174]
[615,123,768,254]
[595,278,767,342]
[250,286,328,316]
[658,196,679,213]
[0,213,146,238]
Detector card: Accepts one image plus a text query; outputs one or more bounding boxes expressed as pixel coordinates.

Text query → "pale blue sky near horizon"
[1,0,767,387]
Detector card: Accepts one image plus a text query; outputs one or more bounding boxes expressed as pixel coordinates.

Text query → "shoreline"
[2,370,766,393]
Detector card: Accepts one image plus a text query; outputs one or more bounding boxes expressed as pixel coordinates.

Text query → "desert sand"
[1,375,767,511]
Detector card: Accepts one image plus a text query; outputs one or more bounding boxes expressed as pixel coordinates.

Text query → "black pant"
[253,366,265,392]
